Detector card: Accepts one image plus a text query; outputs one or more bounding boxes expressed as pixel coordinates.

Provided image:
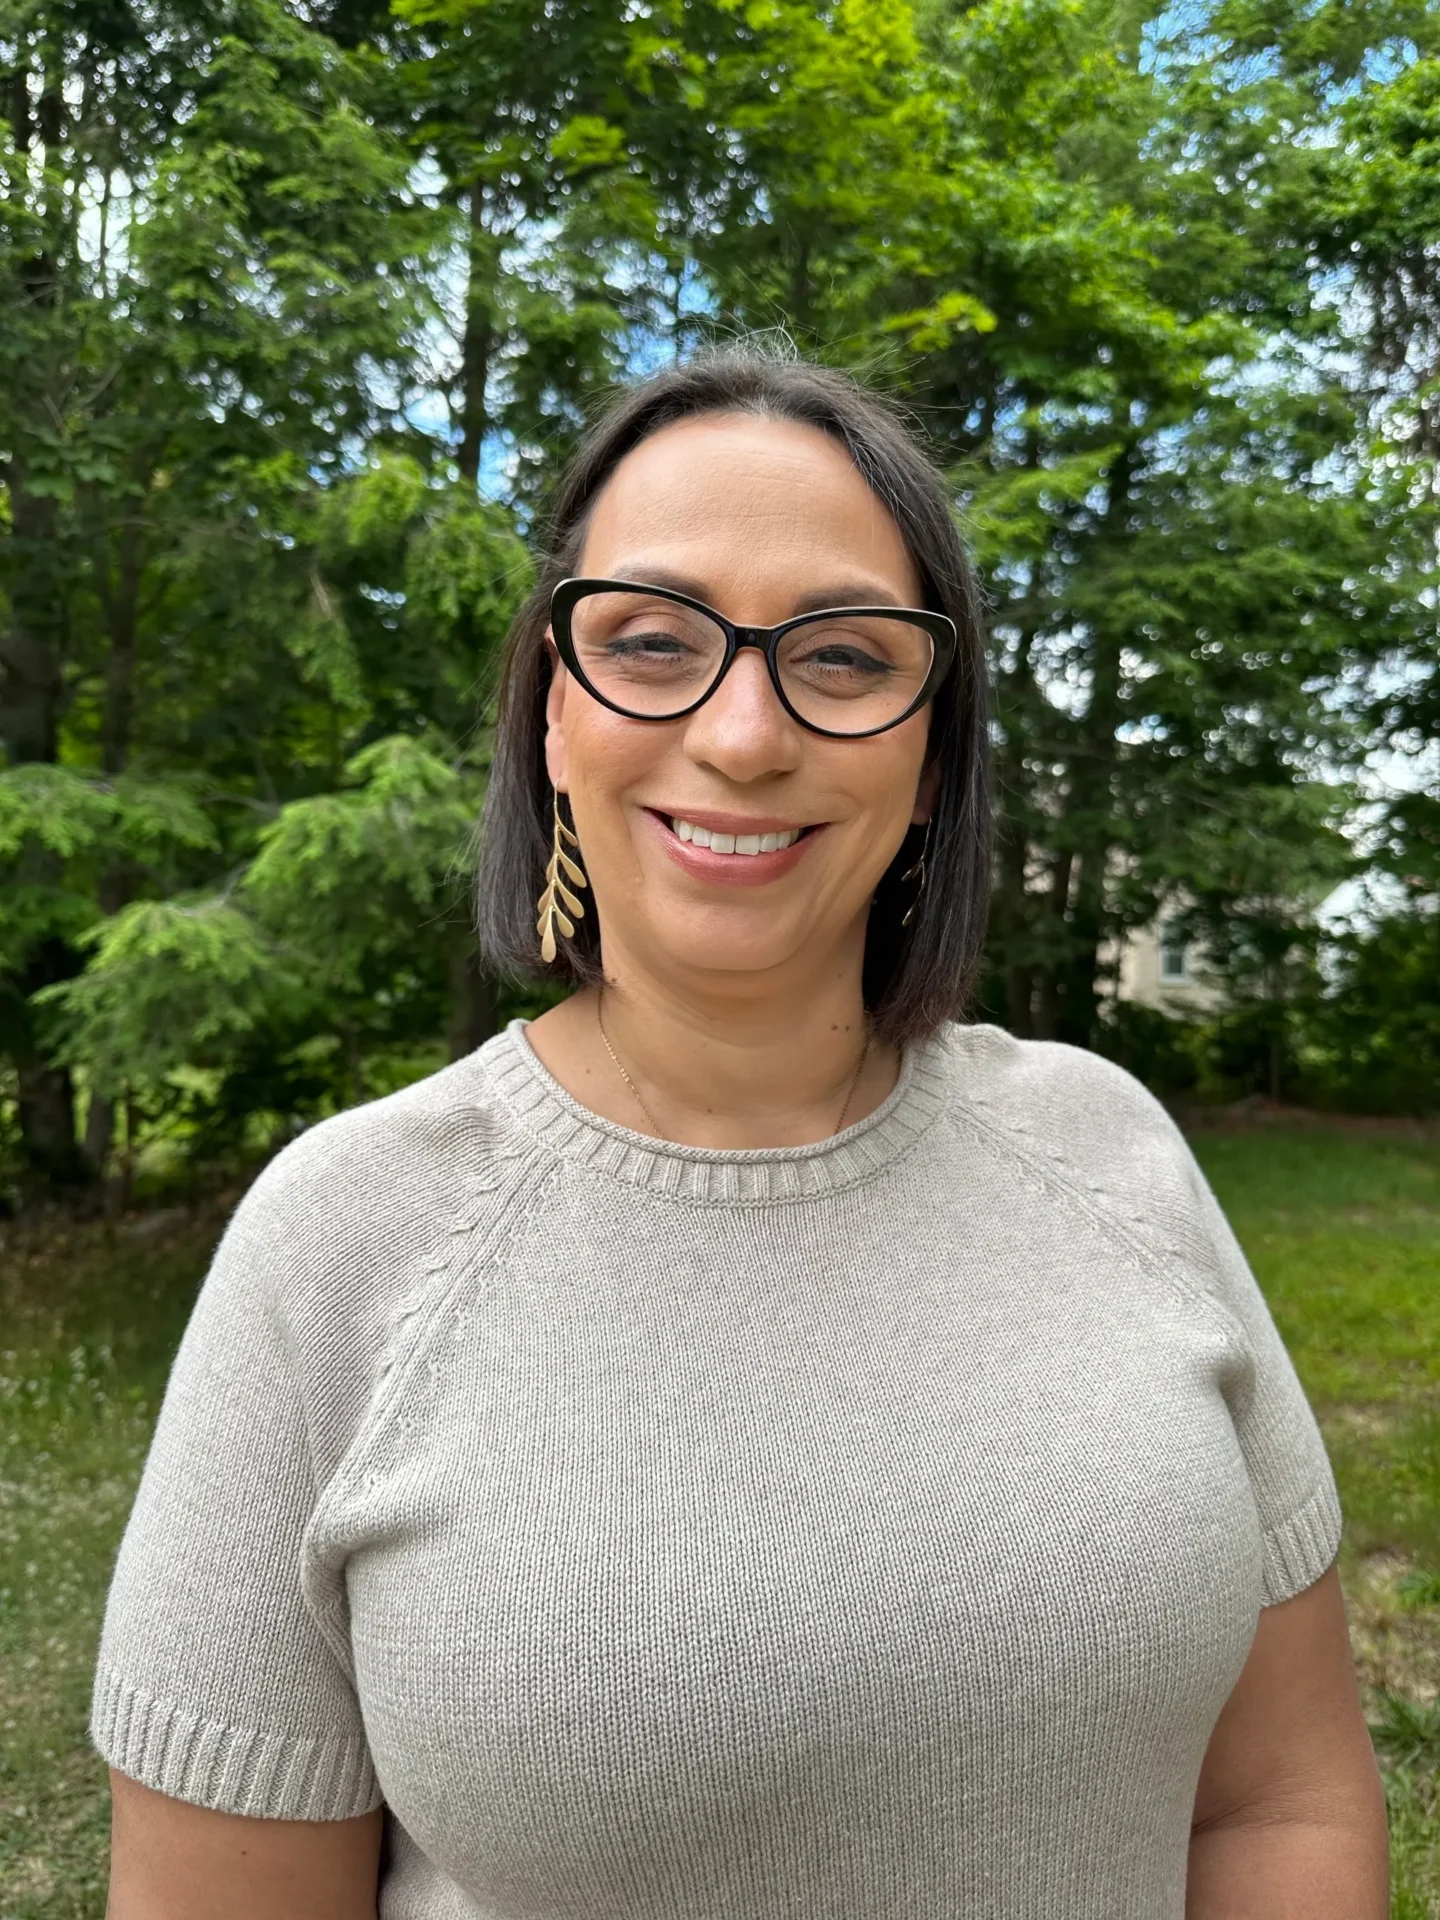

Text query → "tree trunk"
[81,873,131,1180]
[985,419,1046,1037]
[16,1059,82,1185]
[2,454,78,1186]
[85,1089,116,1173]
[1031,849,1074,1041]
[993,802,1035,1037]
[1052,440,1136,1049]
[12,938,86,1190]
[0,451,65,766]
[113,1091,138,1216]
[1,53,84,1191]
[457,186,496,486]
[448,936,498,1061]
[100,522,142,776]
[80,524,145,1179]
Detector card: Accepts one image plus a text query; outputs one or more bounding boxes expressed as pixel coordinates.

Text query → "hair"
[474,336,992,1046]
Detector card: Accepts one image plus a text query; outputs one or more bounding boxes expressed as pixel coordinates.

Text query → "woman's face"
[545,411,938,990]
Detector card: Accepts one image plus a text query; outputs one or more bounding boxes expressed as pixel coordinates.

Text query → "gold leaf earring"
[537,791,588,964]
[901,818,931,929]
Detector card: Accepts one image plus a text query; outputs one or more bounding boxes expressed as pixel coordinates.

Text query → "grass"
[0,1198,233,1918]
[1,1124,1438,1916]
[1189,1121,1440,1915]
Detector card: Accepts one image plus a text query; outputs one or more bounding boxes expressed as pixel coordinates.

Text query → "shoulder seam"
[943,1104,1247,1356]
[298,1146,561,1670]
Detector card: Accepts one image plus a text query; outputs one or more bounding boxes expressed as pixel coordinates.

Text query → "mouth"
[666,814,812,857]
[642,808,823,880]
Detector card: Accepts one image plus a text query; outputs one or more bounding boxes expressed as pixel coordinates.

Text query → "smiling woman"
[476,349,990,1076]
[92,341,1387,1920]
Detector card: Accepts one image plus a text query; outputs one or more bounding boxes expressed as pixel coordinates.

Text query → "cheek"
[563,707,671,818]
[843,728,930,834]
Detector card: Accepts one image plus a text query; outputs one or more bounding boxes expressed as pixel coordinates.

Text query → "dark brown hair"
[474,338,992,1044]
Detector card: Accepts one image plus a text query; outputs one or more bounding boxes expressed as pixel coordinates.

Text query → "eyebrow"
[791,583,907,613]
[600,565,910,616]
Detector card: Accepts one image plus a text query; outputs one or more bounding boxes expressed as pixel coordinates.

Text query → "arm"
[1187,1565,1388,1918]
[107,1773,383,1920]
[92,1141,384,1834]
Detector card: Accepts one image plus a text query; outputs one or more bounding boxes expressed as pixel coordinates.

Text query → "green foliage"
[34,898,303,1101]
[0,767,217,971]
[1098,904,1440,1114]
[0,767,214,868]
[24,735,495,1130]
[2,0,1438,1194]
[1301,912,1440,1116]
[245,734,483,990]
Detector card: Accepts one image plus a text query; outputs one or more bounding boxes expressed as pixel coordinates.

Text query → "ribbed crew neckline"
[480,1017,954,1204]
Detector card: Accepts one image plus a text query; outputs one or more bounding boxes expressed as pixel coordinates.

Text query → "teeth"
[670,817,801,855]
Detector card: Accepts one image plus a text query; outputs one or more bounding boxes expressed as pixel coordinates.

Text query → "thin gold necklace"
[596,990,870,1142]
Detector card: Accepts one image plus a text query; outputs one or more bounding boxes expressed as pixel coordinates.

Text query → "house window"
[1159,919,1190,982]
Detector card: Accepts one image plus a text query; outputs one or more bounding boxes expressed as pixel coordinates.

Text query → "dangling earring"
[537,790,588,964]
[900,819,931,928]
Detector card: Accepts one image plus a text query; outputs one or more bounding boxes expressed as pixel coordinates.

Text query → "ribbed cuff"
[91,1665,380,1820]
[1261,1481,1343,1606]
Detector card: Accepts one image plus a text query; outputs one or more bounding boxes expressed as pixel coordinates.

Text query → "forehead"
[576,412,922,604]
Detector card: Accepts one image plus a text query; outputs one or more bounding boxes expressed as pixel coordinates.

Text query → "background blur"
[1,1,1438,1913]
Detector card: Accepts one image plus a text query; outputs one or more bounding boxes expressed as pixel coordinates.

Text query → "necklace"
[596,991,870,1142]
[596,997,663,1136]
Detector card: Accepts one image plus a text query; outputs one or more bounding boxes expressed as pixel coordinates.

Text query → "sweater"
[91,1019,1342,1919]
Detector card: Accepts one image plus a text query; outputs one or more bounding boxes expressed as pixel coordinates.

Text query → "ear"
[912,757,941,825]
[543,632,569,793]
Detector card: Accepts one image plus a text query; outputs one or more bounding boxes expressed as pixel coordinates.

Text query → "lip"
[640,807,823,885]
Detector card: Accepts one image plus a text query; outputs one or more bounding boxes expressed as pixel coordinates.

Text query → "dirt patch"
[1345,1551,1440,1709]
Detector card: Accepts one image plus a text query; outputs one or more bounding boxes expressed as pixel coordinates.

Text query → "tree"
[0,0,441,1190]
[726,0,1430,1049]
[21,456,531,1178]
[7,0,1440,1204]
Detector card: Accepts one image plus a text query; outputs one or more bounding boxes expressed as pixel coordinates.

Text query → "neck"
[525,937,900,1150]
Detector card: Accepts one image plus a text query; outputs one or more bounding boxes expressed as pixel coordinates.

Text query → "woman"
[94,343,1387,1918]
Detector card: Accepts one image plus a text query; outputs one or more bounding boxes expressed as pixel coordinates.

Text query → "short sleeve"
[1180,1149,1343,1608]
[90,1161,381,1820]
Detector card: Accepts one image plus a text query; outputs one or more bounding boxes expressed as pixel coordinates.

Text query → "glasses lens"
[776,615,935,735]
[567,590,727,717]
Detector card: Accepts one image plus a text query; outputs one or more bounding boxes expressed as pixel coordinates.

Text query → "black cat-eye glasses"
[551,577,956,740]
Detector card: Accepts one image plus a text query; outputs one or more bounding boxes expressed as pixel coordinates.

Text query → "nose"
[680,645,804,782]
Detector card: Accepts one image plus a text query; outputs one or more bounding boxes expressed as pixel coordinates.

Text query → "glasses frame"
[550,577,958,740]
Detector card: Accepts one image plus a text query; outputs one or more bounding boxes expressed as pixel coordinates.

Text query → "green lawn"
[1189,1124,1440,1917]
[1,1125,1438,1917]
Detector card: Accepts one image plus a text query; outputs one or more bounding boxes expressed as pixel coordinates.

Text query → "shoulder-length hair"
[474,339,992,1047]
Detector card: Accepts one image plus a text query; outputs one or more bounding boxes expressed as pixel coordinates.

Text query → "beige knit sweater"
[92,1020,1341,1918]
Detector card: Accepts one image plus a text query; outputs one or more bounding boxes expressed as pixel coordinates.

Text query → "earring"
[537,791,588,964]
[900,819,931,928]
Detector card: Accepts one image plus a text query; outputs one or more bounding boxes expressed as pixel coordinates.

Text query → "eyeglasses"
[550,578,957,740]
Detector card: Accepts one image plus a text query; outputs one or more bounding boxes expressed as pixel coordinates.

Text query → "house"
[1108,875,1353,1015]
[1107,914,1226,1014]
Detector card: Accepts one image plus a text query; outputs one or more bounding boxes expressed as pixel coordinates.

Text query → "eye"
[604,628,696,657]
[795,642,894,677]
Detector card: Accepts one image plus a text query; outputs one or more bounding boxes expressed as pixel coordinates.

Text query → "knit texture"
[92,1020,1341,1918]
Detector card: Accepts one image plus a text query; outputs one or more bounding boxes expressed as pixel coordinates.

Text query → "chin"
[643,912,812,982]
